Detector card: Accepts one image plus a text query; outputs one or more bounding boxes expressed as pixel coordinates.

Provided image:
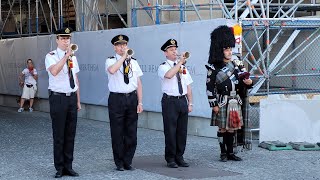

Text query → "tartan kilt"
[210,96,243,131]
[210,96,252,148]
[238,97,252,148]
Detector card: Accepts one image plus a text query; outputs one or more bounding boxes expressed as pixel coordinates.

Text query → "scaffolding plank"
[289,142,320,151]
[259,141,293,151]
[242,20,320,28]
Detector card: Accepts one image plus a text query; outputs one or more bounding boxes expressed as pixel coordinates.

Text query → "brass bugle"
[70,44,78,52]
[127,48,134,56]
[177,51,190,59]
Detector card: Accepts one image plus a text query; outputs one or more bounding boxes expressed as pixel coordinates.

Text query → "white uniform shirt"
[45,48,80,93]
[158,59,193,96]
[105,54,143,93]
[22,68,38,85]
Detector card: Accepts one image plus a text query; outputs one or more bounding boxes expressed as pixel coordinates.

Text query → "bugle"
[177,51,190,59]
[70,44,78,52]
[126,48,134,56]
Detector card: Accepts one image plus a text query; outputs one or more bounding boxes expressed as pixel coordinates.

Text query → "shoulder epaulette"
[49,51,55,55]
[232,59,243,66]
[160,61,166,65]
[130,57,137,60]
[205,64,215,70]
[108,56,115,59]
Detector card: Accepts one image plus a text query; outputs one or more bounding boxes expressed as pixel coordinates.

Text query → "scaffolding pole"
[130,0,320,97]
[36,0,39,33]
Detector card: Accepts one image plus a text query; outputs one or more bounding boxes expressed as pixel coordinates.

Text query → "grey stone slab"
[133,155,241,179]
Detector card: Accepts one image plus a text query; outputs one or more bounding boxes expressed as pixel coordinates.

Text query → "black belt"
[110,90,136,97]
[49,90,75,97]
[26,84,33,88]
[218,91,238,97]
[163,93,186,99]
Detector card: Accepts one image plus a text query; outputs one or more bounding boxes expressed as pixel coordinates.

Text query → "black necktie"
[123,61,129,84]
[68,60,75,88]
[174,63,183,95]
[66,53,75,88]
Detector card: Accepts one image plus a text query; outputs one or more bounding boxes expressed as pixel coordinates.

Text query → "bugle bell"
[184,51,190,59]
[177,51,190,59]
[126,48,134,56]
[70,44,78,52]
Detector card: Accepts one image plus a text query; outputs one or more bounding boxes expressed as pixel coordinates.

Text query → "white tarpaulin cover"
[0,19,237,118]
[260,97,320,143]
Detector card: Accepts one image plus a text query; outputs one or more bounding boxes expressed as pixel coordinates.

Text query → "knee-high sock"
[218,132,226,154]
[226,132,235,154]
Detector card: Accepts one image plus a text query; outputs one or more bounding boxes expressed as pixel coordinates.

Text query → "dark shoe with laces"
[63,169,79,176]
[227,154,242,161]
[220,153,228,162]
[54,170,63,178]
[167,162,178,168]
[124,164,135,170]
[176,159,189,167]
[116,166,125,171]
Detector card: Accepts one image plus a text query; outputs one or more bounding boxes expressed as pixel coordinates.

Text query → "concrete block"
[187,116,216,137]
[0,94,220,138]
[86,105,109,122]
[77,103,87,118]
[146,112,164,131]
[34,99,50,113]
[138,111,149,128]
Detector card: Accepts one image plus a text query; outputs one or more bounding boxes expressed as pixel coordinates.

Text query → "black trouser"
[161,94,189,163]
[49,92,78,171]
[108,91,138,167]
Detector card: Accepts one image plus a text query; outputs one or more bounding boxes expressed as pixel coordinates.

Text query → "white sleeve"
[185,68,193,85]
[105,58,116,73]
[72,56,80,74]
[132,60,143,77]
[158,64,170,79]
[45,54,56,71]
[22,68,27,74]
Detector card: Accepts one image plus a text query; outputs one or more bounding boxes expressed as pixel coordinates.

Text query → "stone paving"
[0,106,319,180]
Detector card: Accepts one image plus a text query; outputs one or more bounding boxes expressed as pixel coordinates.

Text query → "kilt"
[210,96,243,131]
[241,97,252,148]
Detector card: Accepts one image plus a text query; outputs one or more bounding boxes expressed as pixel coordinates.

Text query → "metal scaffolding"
[0,0,128,38]
[132,0,320,95]
[0,0,68,38]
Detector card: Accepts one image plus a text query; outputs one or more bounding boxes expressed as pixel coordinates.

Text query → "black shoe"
[220,153,228,162]
[116,166,125,171]
[63,169,79,176]
[167,162,178,168]
[124,164,135,170]
[176,160,189,167]
[227,154,242,161]
[55,170,63,178]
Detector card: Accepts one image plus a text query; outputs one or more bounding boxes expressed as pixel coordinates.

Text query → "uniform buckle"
[66,92,71,96]
[230,91,236,97]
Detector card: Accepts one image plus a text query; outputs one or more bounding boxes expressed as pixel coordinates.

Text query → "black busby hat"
[161,39,178,51]
[208,25,235,65]
[111,34,129,45]
[55,27,72,36]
